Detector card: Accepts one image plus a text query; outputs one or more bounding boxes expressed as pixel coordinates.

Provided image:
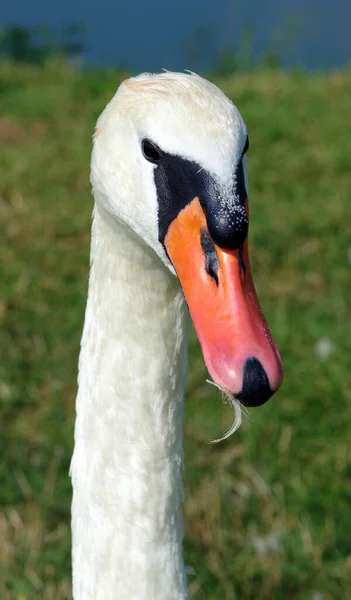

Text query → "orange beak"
[164,198,283,406]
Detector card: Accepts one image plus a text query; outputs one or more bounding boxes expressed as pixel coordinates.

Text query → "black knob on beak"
[206,203,248,250]
[199,157,249,251]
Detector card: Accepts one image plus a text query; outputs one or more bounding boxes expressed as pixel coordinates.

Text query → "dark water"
[2,0,350,71]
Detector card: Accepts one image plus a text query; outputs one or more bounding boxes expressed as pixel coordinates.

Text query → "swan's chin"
[164,197,283,407]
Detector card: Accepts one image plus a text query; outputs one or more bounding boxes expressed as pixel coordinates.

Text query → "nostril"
[200,228,219,285]
[236,357,274,407]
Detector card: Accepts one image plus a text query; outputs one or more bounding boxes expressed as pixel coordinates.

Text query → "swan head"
[91,71,283,407]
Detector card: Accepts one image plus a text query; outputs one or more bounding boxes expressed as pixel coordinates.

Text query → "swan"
[70,71,283,600]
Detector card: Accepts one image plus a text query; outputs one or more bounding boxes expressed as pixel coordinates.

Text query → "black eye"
[241,136,249,158]
[142,139,161,163]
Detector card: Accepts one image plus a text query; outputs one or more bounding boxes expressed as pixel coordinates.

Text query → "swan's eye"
[142,139,161,163]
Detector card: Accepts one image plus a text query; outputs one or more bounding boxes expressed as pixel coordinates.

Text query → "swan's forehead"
[120,72,247,181]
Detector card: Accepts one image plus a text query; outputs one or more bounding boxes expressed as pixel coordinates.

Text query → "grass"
[0,60,350,599]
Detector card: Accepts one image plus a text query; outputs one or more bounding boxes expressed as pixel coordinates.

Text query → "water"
[1,0,350,71]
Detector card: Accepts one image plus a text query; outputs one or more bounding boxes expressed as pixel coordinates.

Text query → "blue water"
[1,0,350,71]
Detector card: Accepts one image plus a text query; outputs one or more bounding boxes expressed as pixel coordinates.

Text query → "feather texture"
[71,71,250,599]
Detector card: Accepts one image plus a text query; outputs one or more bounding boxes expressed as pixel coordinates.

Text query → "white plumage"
[70,71,282,599]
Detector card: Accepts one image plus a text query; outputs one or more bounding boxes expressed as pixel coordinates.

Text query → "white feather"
[70,71,248,599]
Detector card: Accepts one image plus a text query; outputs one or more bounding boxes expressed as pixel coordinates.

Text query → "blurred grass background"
[0,60,350,599]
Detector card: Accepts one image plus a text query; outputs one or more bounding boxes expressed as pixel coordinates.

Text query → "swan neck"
[71,206,189,600]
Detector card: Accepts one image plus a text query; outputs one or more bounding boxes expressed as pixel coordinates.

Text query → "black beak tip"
[236,357,275,407]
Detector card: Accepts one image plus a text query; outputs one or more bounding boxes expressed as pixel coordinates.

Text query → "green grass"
[1,60,350,599]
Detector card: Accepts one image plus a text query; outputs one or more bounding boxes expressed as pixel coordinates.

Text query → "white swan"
[70,71,283,600]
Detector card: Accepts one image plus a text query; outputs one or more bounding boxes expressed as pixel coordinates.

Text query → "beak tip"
[235,356,280,407]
